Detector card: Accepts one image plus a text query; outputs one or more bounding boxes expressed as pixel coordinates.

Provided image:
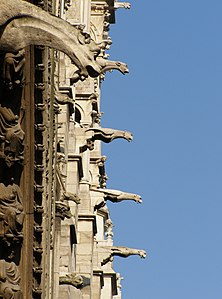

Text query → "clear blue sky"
[101,1,222,298]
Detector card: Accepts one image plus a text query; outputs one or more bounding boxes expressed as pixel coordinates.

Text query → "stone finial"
[59,273,83,289]
[0,0,109,81]
[101,246,146,266]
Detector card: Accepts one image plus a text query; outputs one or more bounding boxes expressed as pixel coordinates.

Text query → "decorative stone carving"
[0,260,22,299]
[105,219,114,241]
[0,107,25,168]
[2,50,25,90]
[55,202,72,220]
[98,59,129,75]
[0,0,110,81]
[54,90,74,106]
[114,2,131,9]
[96,156,108,188]
[80,128,132,152]
[86,128,133,143]
[61,191,81,205]
[92,187,142,203]
[101,246,146,266]
[0,182,24,239]
[59,273,83,289]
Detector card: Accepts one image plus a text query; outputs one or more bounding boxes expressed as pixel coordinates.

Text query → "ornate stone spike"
[101,246,146,266]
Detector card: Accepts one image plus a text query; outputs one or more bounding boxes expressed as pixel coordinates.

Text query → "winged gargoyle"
[90,187,142,210]
[0,0,107,80]
[101,246,146,266]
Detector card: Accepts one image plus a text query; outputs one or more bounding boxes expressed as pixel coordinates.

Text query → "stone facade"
[0,0,145,298]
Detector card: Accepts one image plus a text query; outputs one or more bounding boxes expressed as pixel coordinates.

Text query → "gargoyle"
[98,58,129,75]
[0,0,106,80]
[85,128,133,143]
[59,273,83,289]
[55,201,72,220]
[101,246,146,266]
[91,187,142,209]
[61,191,80,205]
[114,2,131,9]
[54,90,74,106]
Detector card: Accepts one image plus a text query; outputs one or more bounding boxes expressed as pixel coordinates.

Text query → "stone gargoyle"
[101,246,146,266]
[59,273,83,289]
[87,127,132,143]
[61,191,81,205]
[90,187,142,210]
[80,128,133,152]
[98,59,129,75]
[0,0,108,81]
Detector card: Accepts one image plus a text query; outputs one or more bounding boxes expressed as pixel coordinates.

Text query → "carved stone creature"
[0,260,22,298]
[54,90,74,106]
[0,107,24,167]
[55,202,72,220]
[101,246,146,266]
[59,273,83,289]
[0,182,24,238]
[61,192,80,205]
[98,59,129,75]
[2,50,26,90]
[85,128,133,144]
[0,0,107,80]
[91,187,142,209]
[114,2,131,9]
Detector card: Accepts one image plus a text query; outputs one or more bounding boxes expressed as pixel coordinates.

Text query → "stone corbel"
[59,273,83,289]
[101,246,146,266]
[90,187,142,210]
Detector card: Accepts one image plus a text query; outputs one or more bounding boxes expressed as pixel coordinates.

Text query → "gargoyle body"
[59,273,83,289]
[62,191,80,205]
[86,128,133,143]
[101,246,146,266]
[0,0,105,80]
[91,187,142,210]
[98,59,129,75]
[91,187,142,203]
